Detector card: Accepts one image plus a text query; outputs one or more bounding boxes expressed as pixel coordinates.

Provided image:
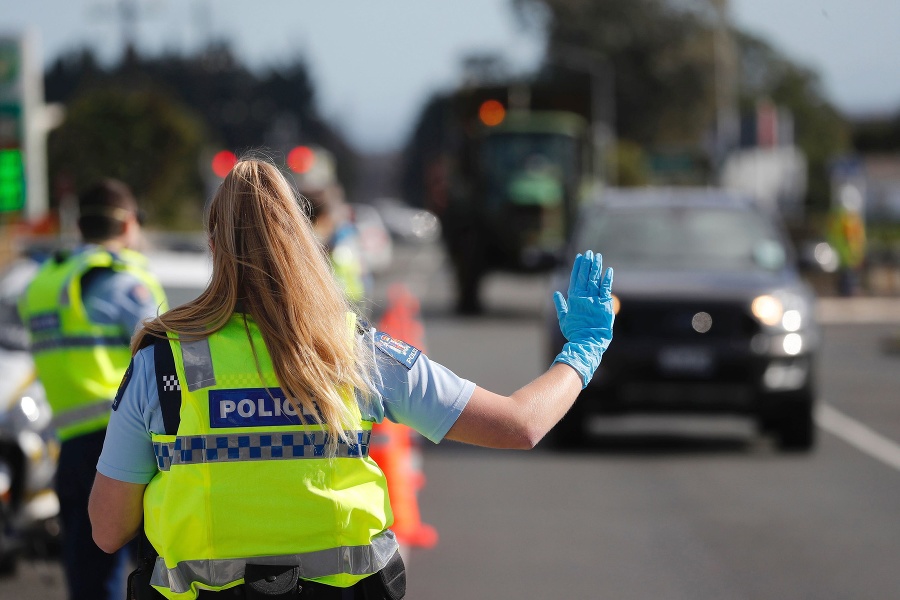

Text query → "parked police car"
[545,188,820,452]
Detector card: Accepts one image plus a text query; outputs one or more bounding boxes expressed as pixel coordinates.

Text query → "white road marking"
[816,403,900,472]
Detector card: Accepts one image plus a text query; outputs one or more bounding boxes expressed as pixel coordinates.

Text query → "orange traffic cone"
[377,284,426,351]
[370,284,438,549]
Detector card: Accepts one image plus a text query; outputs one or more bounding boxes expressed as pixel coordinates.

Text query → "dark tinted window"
[578,205,787,272]
[480,133,579,207]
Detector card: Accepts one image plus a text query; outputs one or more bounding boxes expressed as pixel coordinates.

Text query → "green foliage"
[612,140,650,187]
[44,44,359,226]
[48,87,206,229]
[509,1,850,208]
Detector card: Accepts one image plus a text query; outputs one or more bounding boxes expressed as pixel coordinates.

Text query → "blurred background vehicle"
[545,188,822,452]
[0,257,61,576]
[143,236,212,306]
[371,198,441,245]
[402,79,603,314]
[348,203,394,275]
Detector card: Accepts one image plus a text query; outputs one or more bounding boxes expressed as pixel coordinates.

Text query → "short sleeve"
[83,268,163,335]
[360,328,474,443]
[97,346,161,484]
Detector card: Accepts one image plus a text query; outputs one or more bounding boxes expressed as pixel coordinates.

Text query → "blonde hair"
[134,158,369,451]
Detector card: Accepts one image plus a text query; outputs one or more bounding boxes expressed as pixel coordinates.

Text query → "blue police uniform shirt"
[97,326,475,484]
[81,246,162,334]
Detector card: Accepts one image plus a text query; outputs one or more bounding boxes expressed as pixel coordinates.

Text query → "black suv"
[546,188,820,451]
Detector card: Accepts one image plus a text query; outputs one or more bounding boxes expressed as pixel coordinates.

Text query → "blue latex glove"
[552,250,615,388]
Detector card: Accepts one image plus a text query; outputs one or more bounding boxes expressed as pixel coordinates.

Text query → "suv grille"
[615,299,760,342]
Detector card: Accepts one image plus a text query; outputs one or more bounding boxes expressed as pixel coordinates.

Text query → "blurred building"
[720,101,807,223]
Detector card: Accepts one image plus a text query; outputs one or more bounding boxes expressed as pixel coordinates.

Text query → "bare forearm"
[446,362,583,449]
[511,362,584,442]
[89,472,146,553]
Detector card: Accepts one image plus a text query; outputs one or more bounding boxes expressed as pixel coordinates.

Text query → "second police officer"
[20,179,168,600]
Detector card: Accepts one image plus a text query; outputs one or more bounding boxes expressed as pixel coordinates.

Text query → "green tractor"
[442,107,599,313]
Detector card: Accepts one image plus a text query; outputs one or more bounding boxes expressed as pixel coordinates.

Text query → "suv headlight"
[750,290,814,357]
[751,295,783,327]
[751,291,809,332]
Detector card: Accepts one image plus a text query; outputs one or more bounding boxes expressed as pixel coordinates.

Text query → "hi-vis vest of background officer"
[20,246,167,441]
[143,313,396,600]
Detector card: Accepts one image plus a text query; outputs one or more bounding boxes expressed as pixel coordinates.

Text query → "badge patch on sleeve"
[374,332,421,370]
[112,358,134,411]
[127,283,151,304]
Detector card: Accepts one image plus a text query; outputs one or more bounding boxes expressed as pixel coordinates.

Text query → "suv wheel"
[769,393,816,452]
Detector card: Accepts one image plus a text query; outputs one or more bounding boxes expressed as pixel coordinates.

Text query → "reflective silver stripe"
[31,335,132,352]
[153,429,371,471]
[150,529,398,594]
[181,338,216,391]
[51,400,111,430]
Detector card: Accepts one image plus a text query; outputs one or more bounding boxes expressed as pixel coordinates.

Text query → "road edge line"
[816,403,900,472]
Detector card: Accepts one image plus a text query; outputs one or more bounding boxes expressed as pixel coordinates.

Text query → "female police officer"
[88,158,614,600]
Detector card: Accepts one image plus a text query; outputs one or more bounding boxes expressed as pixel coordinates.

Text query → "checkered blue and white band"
[153,429,371,471]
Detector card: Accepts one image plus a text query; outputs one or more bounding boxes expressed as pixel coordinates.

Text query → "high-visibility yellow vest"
[19,246,168,441]
[330,245,366,303]
[144,314,395,600]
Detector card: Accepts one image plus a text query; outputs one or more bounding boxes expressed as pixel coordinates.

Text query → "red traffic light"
[211,150,238,178]
[478,100,506,127]
[287,146,316,174]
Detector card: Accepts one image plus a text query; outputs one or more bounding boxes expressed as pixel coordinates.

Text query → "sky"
[2,0,899,152]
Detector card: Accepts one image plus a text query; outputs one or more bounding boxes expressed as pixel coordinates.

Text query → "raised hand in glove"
[552,250,615,388]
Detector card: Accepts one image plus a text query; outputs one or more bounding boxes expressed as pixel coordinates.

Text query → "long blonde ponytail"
[134,158,369,451]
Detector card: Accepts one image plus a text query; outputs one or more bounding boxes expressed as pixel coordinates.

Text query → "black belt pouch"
[362,551,406,600]
[244,564,301,600]
[127,561,167,600]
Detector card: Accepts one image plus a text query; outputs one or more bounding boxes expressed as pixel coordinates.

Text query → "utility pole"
[117,0,139,55]
[548,43,617,185]
[711,0,739,173]
[89,0,155,58]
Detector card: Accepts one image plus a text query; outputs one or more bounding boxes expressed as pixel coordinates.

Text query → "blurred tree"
[509,0,848,209]
[613,140,651,187]
[398,94,447,210]
[512,0,722,147]
[44,43,359,223]
[48,86,206,228]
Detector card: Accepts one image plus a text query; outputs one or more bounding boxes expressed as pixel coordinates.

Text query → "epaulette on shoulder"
[373,331,421,370]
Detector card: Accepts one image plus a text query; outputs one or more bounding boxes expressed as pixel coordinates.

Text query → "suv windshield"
[578,205,788,272]
[480,132,579,208]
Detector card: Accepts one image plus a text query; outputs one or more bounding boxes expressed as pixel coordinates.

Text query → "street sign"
[0,148,25,212]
